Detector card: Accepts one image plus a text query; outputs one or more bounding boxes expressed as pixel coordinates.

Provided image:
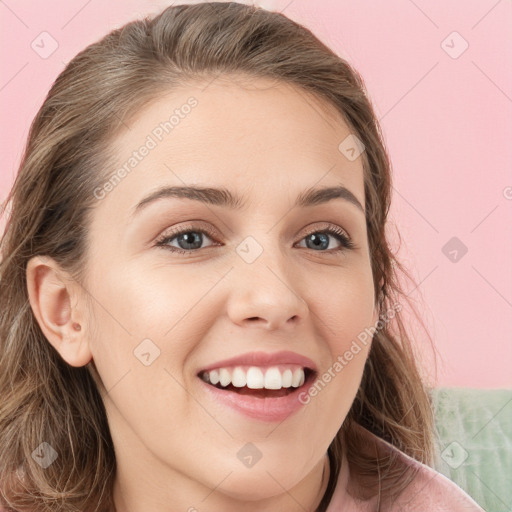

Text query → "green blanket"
[432,388,512,512]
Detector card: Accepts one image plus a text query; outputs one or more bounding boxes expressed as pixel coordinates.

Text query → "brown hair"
[0,3,437,511]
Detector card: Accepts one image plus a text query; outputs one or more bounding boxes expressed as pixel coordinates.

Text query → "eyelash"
[155,223,356,255]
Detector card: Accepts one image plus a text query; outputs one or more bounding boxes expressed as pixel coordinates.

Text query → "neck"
[111,453,331,512]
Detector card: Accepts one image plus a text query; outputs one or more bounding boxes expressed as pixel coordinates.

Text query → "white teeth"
[281,369,293,388]
[231,367,247,387]
[264,367,282,389]
[201,366,307,390]
[209,369,220,385]
[246,367,264,389]
[292,368,304,387]
[219,368,231,387]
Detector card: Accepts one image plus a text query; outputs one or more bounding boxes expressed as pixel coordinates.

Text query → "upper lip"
[197,350,318,375]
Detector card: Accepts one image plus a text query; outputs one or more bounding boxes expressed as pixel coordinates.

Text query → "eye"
[295,224,356,253]
[155,223,356,255]
[155,224,219,255]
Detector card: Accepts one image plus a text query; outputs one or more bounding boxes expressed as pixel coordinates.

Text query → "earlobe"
[26,256,92,367]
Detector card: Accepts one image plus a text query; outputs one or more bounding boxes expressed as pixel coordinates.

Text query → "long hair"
[0,3,437,511]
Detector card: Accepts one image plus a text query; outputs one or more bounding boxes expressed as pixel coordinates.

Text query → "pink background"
[1,0,510,388]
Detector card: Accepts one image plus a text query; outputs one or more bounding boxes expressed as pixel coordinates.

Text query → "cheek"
[303,267,375,414]
[313,265,376,350]
[85,261,218,382]
[84,265,198,434]
[318,288,373,394]
[91,258,210,334]
[328,291,375,355]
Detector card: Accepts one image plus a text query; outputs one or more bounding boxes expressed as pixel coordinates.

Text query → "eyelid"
[301,221,350,238]
[157,221,219,239]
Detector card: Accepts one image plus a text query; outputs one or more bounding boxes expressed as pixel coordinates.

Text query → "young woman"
[0,3,484,511]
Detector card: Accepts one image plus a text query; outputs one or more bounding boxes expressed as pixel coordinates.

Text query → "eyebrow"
[131,184,365,218]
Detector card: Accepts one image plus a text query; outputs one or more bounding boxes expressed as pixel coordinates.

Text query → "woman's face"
[82,76,378,509]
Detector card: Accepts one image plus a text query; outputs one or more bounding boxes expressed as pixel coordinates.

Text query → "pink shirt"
[326,423,485,511]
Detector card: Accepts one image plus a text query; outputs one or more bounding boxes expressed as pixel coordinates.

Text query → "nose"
[225,240,309,330]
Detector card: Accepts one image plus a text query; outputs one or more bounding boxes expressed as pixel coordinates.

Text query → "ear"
[26,256,92,367]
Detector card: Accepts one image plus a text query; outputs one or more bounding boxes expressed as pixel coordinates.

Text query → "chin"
[210,463,306,501]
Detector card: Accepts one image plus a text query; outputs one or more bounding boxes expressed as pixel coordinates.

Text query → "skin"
[26,75,379,512]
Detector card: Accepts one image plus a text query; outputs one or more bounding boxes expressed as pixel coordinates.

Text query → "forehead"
[99,75,366,217]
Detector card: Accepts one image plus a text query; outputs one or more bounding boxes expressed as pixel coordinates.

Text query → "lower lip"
[198,371,316,422]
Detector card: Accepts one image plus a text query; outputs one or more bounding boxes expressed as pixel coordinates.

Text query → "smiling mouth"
[199,367,316,399]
